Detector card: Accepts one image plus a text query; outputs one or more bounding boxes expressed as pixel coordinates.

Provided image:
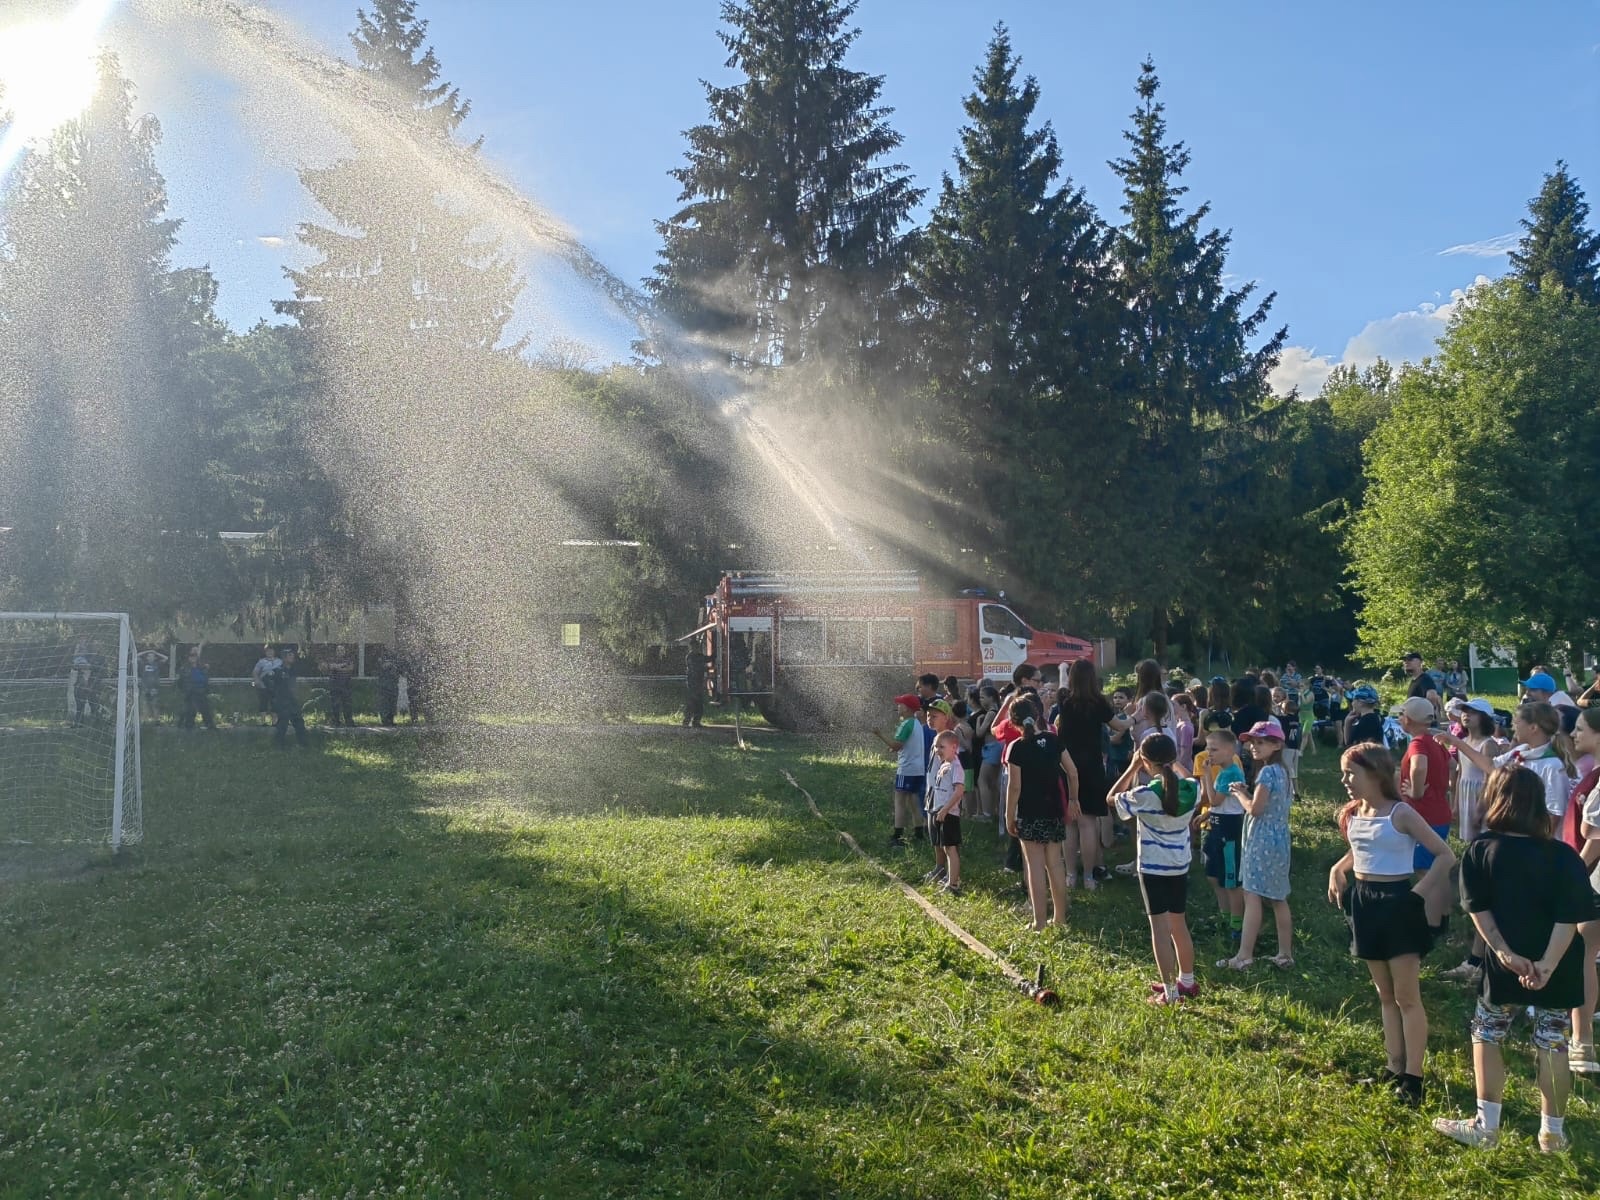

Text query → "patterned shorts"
[1470,996,1569,1052]
[1016,817,1066,844]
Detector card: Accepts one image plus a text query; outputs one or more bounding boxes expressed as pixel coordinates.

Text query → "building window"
[872,618,913,663]
[925,609,957,646]
[826,619,869,664]
[561,623,582,648]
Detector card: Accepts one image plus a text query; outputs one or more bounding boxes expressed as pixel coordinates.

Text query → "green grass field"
[1,726,1595,1198]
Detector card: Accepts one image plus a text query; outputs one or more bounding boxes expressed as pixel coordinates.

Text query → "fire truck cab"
[693,571,1095,728]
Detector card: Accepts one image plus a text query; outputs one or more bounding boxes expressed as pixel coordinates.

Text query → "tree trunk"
[1152,606,1170,663]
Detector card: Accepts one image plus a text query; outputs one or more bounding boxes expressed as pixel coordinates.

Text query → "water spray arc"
[153,0,876,568]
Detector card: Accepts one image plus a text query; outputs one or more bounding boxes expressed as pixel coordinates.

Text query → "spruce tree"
[0,55,243,620]
[1508,161,1600,302]
[272,0,526,625]
[277,0,521,351]
[1108,60,1286,658]
[649,0,922,375]
[910,25,1119,621]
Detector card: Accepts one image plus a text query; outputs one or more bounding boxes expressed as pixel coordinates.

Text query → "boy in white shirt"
[926,730,966,894]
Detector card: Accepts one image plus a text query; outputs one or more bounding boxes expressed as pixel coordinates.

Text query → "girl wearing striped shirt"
[1112,733,1199,1006]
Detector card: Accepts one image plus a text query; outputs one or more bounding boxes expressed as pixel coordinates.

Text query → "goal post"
[0,612,144,849]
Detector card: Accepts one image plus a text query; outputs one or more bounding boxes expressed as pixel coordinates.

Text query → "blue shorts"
[894,774,925,796]
[1413,824,1451,870]
[1203,814,1244,890]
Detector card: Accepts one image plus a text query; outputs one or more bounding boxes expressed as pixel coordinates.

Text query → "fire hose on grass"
[781,769,1058,1006]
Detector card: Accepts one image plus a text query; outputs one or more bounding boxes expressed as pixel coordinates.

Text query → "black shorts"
[1344,879,1434,961]
[1586,887,1600,923]
[1139,872,1189,916]
[932,815,962,847]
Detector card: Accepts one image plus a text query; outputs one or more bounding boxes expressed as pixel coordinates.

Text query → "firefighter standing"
[271,647,310,748]
[326,644,356,727]
[376,654,400,726]
[684,644,710,728]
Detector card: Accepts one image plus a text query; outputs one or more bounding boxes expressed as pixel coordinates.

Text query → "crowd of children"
[873,657,1600,1155]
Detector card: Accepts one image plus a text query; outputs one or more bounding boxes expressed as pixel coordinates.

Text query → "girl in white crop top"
[1327,742,1456,1106]
[1346,804,1422,876]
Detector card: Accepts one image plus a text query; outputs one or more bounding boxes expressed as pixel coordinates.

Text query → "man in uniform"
[326,644,356,727]
[271,647,310,748]
[684,643,711,728]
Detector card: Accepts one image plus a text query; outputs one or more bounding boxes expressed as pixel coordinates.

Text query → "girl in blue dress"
[1218,719,1295,970]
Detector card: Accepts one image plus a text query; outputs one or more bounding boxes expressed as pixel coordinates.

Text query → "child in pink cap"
[1218,720,1295,970]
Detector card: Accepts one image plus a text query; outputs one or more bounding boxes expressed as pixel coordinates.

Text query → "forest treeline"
[1,0,1596,670]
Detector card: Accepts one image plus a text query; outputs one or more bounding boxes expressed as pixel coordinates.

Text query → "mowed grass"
[0,728,1596,1198]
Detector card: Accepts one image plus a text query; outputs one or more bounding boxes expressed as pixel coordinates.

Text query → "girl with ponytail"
[1111,733,1199,1005]
[1442,701,1576,821]
[1003,697,1075,931]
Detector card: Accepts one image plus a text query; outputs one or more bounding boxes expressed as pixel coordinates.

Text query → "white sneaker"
[1433,1117,1500,1149]
[1114,861,1138,876]
[1570,1042,1599,1075]
[1439,959,1482,984]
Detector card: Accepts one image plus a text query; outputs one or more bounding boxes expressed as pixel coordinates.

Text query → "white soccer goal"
[0,613,143,848]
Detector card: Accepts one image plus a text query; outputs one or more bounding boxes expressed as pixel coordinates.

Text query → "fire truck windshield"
[981,605,1031,641]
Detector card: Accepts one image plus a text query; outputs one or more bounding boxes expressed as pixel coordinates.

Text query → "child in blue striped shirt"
[1112,733,1200,1005]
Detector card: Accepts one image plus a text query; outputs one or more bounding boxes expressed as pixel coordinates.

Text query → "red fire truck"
[690,571,1097,727]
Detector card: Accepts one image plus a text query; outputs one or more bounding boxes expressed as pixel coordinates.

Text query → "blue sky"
[15,0,1600,393]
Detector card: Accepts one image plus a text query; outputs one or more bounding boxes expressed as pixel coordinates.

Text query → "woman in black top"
[1055,660,1132,889]
[1231,679,1270,784]
[1434,765,1592,1154]
[1005,698,1075,930]
[1343,686,1384,749]
[1200,678,1233,736]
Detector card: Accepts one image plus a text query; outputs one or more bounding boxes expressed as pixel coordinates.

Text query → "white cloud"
[1268,345,1337,398]
[1270,276,1491,397]
[1439,232,1518,257]
[256,235,287,248]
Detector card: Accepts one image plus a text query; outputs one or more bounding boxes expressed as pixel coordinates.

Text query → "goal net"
[0,613,143,848]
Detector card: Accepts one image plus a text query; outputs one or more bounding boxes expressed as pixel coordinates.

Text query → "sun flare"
[0,0,120,177]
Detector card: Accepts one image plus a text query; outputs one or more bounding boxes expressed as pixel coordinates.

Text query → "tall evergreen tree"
[273,0,526,627]
[276,0,521,351]
[648,0,922,376]
[1108,60,1287,657]
[909,25,1120,622]
[0,55,245,622]
[1508,161,1600,302]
